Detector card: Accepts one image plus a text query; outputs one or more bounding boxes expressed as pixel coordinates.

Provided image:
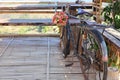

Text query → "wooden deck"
[0,37,87,80]
[0,2,119,79]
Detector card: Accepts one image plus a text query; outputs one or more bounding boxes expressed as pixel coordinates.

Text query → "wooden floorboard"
[0,37,96,80]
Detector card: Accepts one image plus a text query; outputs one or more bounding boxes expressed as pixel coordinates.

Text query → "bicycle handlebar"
[65,8,111,29]
[65,12,78,19]
[75,8,93,17]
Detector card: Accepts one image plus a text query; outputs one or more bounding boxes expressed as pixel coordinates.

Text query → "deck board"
[0,37,101,80]
[0,37,86,80]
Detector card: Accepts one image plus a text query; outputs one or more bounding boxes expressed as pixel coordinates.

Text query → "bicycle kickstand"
[65,49,77,67]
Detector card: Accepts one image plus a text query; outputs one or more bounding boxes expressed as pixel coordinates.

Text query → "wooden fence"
[0,2,119,69]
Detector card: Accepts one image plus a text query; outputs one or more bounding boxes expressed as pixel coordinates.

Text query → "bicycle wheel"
[61,26,70,58]
[77,29,108,80]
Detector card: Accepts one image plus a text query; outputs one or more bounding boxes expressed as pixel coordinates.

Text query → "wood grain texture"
[0,37,86,80]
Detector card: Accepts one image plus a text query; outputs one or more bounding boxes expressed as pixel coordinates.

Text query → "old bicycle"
[61,6,109,80]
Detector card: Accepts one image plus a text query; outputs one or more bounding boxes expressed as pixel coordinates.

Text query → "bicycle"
[61,6,109,80]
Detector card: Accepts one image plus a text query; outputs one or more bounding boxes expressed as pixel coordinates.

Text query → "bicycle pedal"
[65,63,73,67]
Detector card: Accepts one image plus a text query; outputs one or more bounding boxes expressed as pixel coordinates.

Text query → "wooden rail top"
[0,4,65,10]
[0,3,93,14]
[0,3,93,10]
[69,4,92,9]
[0,10,57,14]
[0,19,80,26]
[85,21,120,48]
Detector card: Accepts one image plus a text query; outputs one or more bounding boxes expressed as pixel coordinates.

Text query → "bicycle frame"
[61,5,108,80]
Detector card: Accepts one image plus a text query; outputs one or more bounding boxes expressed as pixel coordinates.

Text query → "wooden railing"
[0,2,119,68]
[68,4,120,69]
[0,2,65,37]
[0,2,92,36]
[101,28,120,68]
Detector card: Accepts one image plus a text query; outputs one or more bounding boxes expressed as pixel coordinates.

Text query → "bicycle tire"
[77,28,108,80]
[61,26,70,58]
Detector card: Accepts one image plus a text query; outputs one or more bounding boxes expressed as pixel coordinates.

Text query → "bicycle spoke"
[77,30,107,80]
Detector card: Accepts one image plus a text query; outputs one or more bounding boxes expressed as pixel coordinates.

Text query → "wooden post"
[98,0,102,23]
[93,0,102,23]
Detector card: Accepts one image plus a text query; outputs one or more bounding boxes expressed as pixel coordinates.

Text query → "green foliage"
[18,26,30,34]
[114,15,120,29]
[113,1,120,15]
[102,1,120,29]
[108,53,120,70]
[107,44,120,70]
[113,1,120,29]
[41,26,59,33]
[102,4,113,24]
[0,26,59,34]
[88,35,99,51]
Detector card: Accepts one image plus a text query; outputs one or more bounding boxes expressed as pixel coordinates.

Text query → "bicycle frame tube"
[67,21,77,50]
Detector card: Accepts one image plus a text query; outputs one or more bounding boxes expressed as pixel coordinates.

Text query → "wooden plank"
[0,1,93,4]
[0,34,59,37]
[69,4,92,9]
[0,19,80,26]
[0,37,84,80]
[0,19,53,26]
[69,4,93,7]
[0,10,56,14]
[0,4,65,10]
[105,28,120,40]
[0,1,54,4]
[98,29,120,48]
[0,3,93,11]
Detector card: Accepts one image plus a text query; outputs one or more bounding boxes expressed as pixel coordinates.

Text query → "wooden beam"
[98,29,120,48]
[0,3,93,11]
[0,34,59,37]
[105,28,120,40]
[0,1,93,4]
[0,10,56,14]
[0,19,80,26]
[0,4,65,10]
[69,4,92,9]
[0,1,56,4]
[0,19,53,26]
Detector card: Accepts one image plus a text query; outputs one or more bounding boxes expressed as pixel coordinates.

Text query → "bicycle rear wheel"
[77,29,108,80]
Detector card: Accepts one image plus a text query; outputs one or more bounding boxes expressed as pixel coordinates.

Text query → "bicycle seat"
[75,8,92,16]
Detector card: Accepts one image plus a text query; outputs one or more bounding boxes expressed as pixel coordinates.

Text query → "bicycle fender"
[91,29,108,62]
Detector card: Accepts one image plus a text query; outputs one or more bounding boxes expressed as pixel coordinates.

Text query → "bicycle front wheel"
[78,29,108,80]
[61,26,70,58]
